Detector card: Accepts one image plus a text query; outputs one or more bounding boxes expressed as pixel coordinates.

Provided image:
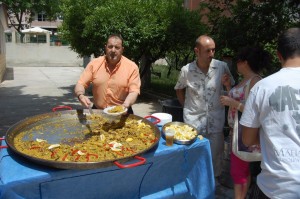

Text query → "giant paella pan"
[5,107,161,170]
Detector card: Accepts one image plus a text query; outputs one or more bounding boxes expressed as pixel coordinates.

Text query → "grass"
[150,64,180,97]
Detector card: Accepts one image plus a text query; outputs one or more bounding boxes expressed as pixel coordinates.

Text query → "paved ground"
[0,67,233,198]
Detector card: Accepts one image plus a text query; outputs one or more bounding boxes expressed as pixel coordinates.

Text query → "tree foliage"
[199,0,300,76]
[165,5,206,77]
[60,0,207,86]
[60,0,204,59]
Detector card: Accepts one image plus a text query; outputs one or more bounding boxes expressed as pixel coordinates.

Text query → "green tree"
[59,0,99,57]
[165,6,206,77]
[199,0,300,77]
[60,0,206,87]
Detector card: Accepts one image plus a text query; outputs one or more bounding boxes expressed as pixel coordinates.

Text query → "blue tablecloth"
[0,138,215,199]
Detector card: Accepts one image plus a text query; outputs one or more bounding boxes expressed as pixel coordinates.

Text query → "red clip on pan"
[52,106,73,112]
[0,137,8,149]
[114,156,146,169]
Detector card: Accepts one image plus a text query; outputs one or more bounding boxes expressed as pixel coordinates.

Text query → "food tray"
[162,122,198,145]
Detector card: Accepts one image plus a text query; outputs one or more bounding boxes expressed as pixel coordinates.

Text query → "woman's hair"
[236,46,271,73]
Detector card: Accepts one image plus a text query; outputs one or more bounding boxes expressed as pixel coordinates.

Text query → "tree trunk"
[140,55,152,89]
[20,33,25,43]
[83,56,91,68]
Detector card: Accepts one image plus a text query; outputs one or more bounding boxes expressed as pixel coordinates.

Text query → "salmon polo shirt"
[78,56,141,109]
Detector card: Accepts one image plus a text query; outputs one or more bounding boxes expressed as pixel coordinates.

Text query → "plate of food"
[103,105,128,116]
[162,122,198,145]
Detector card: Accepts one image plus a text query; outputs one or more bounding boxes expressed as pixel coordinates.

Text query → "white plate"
[103,106,128,116]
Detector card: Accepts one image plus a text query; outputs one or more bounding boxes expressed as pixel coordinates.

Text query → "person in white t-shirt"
[240,27,300,199]
[175,35,235,179]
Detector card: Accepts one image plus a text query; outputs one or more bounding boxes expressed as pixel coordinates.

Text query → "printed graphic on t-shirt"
[269,85,300,112]
[269,85,300,163]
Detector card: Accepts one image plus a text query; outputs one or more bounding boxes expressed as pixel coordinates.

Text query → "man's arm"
[242,126,260,146]
[74,83,85,97]
[123,91,139,108]
[74,83,91,108]
[176,89,185,106]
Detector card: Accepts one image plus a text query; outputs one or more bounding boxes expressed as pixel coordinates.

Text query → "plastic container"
[151,113,172,126]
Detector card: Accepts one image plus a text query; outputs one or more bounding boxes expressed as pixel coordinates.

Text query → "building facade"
[0,3,8,82]
[183,0,206,10]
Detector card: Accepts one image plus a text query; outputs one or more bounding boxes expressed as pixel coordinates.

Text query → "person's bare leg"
[241,175,251,199]
[234,184,243,199]
[234,175,251,199]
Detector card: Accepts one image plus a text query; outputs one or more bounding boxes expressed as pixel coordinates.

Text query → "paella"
[13,114,158,163]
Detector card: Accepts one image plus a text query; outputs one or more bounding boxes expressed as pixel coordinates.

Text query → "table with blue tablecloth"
[0,137,215,199]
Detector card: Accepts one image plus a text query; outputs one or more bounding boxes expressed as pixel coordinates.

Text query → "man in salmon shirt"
[74,34,141,114]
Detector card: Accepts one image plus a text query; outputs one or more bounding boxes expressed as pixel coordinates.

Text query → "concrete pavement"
[0,66,233,198]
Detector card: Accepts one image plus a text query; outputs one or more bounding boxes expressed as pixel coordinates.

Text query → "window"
[5,33,12,42]
[23,34,46,43]
[37,35,46,43]
[0,24,3,54]
[37,13,47,21]
[28,34,46,43]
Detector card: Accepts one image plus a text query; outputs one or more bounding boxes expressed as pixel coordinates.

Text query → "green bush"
[150,64,179,97]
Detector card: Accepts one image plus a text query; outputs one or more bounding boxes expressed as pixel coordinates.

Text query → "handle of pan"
[0,137,8,149]
[144,115,161,125]
[52,106,73,112]
[114,156,146,169]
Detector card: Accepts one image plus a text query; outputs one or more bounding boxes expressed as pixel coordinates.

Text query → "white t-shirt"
[175,59,234,133]
[240,67,300,199]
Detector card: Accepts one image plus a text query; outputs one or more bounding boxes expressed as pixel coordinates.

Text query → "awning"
[21,27,51,34]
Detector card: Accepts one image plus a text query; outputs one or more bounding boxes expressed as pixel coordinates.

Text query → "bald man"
[175,35,234,181]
